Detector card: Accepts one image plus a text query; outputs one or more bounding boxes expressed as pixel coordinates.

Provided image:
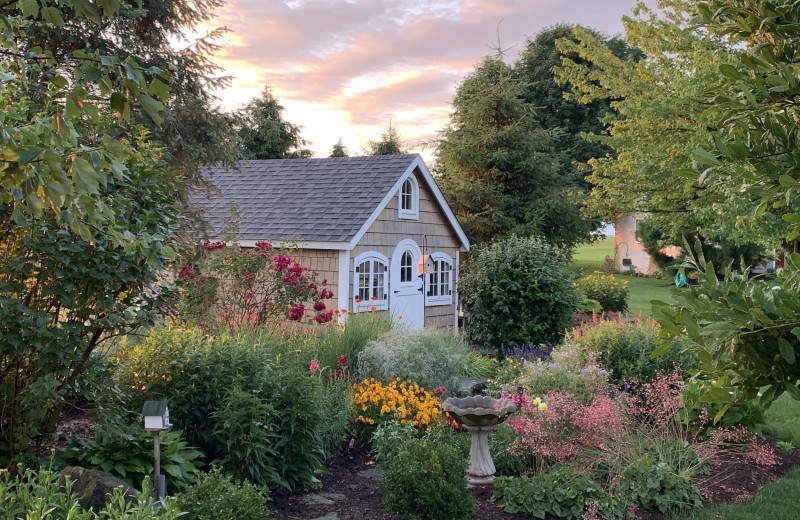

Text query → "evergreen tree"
[330,139,349,157]
[367,122,407,155]
[436,56,584,247]
[238,86,313,159]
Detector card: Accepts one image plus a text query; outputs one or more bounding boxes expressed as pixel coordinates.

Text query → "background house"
[614,212,681,275]
[195,154,470,329]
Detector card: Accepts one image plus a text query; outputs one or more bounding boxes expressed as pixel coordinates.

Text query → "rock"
[311,513,339,520]
[301,492,347,506]
[457,378,488,397]
[357,467,383,479]
[61,466,137,512]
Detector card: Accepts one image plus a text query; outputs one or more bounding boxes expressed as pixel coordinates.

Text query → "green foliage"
[0,464,181,519]
[492,465,623,520]
[0,156,177,465]
[565,319,697,384]
[653,248,800,424]
[371,420,417,464]
[380,436,474,520]
[460,236,578,352]
[60,416,202,490]
[367,122,406,155]
[0,0,228,467]
[113,326,331,490]
[329,139,349,157]
[175,466,271,520]
[357,328,470,395]
[490,423,529,477]
[574,273,629,312]
[238,86,312,159]
[517,346,610,405]
[616,458,702,514]
[464,352,498,379]
[555,1,780,261]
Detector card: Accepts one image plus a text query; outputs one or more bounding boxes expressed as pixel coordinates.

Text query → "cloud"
[204,0,650,158]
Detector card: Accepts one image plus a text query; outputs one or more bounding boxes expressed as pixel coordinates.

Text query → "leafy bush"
[372,420,417,464]
[357,328,469,395]
[574,272,629,312]
[0,464,180,519]
[381,436,474,520]
[492,465,623,520]
[490,423,529,477]
[460,235,577,354]
[565,318,697,384]
[351,378,444,442]
[464,352,498,379]
[175,466,270,520]
[113,326,334,490]
[517,346,610,405]
[60,415,202,490]
[615,458,702,514]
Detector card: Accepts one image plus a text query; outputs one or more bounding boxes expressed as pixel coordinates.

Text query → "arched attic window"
[398,176,419,220]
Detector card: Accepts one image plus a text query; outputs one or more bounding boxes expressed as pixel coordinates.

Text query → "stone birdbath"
[442,395,516,486]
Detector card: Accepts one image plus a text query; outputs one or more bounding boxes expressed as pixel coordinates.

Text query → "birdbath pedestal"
[442,395,516,486]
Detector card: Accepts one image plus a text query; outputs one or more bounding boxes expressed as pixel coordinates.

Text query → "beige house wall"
[614,213,680,276]
[351,169,463,328]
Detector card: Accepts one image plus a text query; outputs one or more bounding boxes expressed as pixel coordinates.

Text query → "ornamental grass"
[352,378,443,440]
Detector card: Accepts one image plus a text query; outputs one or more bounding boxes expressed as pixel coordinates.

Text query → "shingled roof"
[196,154,425,243]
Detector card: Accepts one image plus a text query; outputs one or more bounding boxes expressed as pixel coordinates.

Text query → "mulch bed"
[271,436,800,520]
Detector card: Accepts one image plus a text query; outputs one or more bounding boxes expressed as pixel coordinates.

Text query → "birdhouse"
[418,254,434,274]
[142,401,171,431]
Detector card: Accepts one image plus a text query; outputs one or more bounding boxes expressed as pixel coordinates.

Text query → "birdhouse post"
[142,401,171,500]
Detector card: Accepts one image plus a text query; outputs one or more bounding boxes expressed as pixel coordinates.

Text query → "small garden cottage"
[196,154,470,329]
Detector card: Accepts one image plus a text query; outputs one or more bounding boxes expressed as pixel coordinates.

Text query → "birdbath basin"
[443,395,516,486]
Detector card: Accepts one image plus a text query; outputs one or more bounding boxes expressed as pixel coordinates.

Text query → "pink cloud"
[208,0,654,156]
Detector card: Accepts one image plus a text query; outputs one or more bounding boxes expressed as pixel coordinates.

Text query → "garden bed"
[271,437,800,520]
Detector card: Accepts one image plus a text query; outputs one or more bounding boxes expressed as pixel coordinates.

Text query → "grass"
[570,238,674,316]
[764,393,800,447]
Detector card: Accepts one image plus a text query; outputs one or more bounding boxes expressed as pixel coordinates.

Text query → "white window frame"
[397,176,419,220]
[353,251,389,311]
[425,252,453,306]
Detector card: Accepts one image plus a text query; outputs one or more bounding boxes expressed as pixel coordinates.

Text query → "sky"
[201,0,654,160]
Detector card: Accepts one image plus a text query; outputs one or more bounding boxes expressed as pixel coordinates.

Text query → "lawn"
[570,237,674,316]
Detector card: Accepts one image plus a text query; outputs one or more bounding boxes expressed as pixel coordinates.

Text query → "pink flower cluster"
[508,391,626,463]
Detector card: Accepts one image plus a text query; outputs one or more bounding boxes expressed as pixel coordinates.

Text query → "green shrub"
[518,345,610,405]
[112,326,333,490]
[460,235,577,354]
[565,319,697,384]
[464,352,498,379]
[60,415,203,490]
[574,273,629,312]
[175,466,270,520]
[372,420,417,464]
[490,423,529,477]
[357,328,469,395]
[616,458,702,514]
[0,464,180,519]
[492,465,623,520]
[380,436,474,520]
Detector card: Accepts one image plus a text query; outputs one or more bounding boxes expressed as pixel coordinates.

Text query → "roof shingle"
[194,154,419,243]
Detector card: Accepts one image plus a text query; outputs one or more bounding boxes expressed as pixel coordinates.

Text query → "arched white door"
[390,239,424,329]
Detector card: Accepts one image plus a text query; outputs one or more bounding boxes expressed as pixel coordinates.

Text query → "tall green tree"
[437,56,588,247]
[555,0,778,266]
[0,0,226,464]
[329,139,349,157]
[238,86,313,159]
[515,24,639,194]
[367,121,407,156]
[654,0,800,421]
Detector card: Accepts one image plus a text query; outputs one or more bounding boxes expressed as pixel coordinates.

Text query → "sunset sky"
[203,0,655,159]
